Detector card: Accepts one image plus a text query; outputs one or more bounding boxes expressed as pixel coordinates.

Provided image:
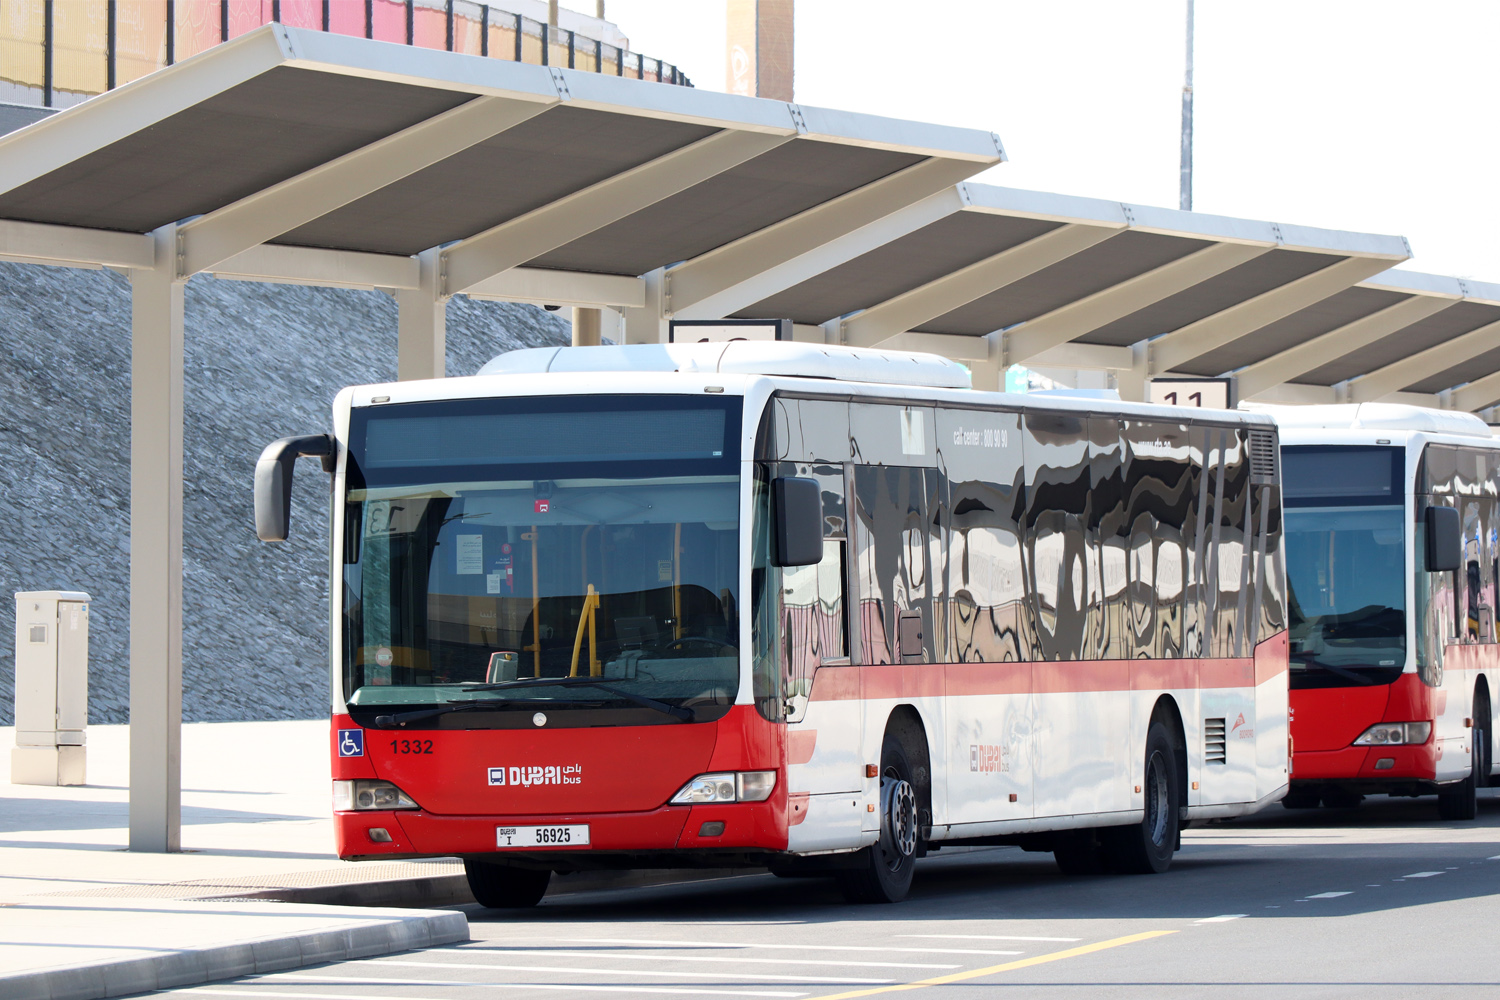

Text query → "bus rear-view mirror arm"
[255,434,336,542]
[1425,505,1462,574]
[773,476,823,567]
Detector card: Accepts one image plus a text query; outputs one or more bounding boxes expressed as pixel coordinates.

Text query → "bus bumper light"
[1352,722,1432,746]
[334,779,421,811]
[1374,759,1396,770]
[670,771,777,804]
[367,827,393,843]
[698,821,725,837]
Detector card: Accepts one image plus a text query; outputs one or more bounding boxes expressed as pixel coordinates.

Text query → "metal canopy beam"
[1002,241,1269,366]
[840,223,1120,348]
[441,129,792,296]
[177,95,555,277]
[667,185,970,323]
[464,267,646,309]
[664,157,982,319]
[870,330,992,361]
[208,244,420,290]
[0,219,154,269]
[1145,255,1398,375]
[1345,316,1500,403]
[1234,294,1457,400]
[1450,371,1500,412]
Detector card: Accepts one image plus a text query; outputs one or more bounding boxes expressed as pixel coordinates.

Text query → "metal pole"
[129,224,185,853]
[1179,0,1194,211]
[572,307,602,346]
[396,248,447,380]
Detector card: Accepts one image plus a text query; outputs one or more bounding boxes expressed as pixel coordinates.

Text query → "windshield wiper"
[371,698,554,728]
[1292,659,1379,685]
[466,675,695,721]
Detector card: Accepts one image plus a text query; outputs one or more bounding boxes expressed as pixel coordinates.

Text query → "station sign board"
[669,319,791,343]
[1147,377,1236,410]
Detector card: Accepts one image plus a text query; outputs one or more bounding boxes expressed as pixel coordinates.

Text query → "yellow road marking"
[808,930,1177,1000]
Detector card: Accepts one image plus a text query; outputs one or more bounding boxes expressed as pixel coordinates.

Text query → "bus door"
[1027,411,1128,819]
[935,406,1034,826]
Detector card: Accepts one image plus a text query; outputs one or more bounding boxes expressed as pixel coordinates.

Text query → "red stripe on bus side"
[807,633,1287,702]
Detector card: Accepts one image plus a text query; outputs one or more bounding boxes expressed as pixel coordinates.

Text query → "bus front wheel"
[837,734,919,904]
[463,859,551,908]
[1103,720,1180,874]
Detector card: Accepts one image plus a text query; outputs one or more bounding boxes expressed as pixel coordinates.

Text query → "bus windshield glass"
[340,394,742,726]
[1283,446,1406,689]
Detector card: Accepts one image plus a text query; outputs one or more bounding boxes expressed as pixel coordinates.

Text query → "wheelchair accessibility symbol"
[338,729,364,757]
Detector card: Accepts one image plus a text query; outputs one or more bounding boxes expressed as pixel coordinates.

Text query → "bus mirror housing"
[255,434,336,542]
[1425,505,1462,573]
[772,477,823,567]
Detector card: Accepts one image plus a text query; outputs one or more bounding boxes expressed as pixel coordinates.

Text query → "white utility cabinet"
[12,590,90,785]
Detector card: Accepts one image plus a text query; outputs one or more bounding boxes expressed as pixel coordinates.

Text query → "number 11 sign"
[1147,377,1236,410]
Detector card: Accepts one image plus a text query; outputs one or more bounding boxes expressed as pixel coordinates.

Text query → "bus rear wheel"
[837,734,919,904]
[1102,720,1180,874]
[463,859,551,908]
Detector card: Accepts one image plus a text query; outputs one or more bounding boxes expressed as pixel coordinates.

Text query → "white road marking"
[1192,914,1246,923]
[454,947,959,970]
[1304,892,1352,899]
[363,959,891,985]
[513,937,1022,957]
[1403,871,1444,878]
[180,985,804,999]
[896,934,1078,942]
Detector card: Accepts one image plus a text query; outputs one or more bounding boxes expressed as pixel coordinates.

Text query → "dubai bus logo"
[970,744,1009,773]
[489,765,582,787]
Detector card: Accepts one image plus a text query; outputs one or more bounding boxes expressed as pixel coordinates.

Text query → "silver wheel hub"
[881,775,918,863]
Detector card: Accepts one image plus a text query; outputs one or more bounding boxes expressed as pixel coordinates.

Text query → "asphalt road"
[161,790,1500,1000]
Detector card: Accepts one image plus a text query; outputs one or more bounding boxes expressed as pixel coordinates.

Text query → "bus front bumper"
[335,800,788,860]
[1292,741,1440,788]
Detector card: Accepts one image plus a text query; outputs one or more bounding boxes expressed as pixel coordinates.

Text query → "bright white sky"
[604,0,1499,281]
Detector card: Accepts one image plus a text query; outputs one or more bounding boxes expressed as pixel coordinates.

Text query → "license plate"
[496,824,590,848]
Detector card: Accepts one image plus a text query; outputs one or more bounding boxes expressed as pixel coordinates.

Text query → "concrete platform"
[0,720,470,1000]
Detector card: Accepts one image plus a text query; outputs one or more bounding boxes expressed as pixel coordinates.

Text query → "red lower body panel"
[1291,672,1439,788]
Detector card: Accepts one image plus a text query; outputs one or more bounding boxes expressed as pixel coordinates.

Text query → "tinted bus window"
[1283,445,1402,507]
[1023,412,1093,661]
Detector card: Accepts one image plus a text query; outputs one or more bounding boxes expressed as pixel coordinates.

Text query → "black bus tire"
[464,859,551,908]
[837,733,920,903]
[1103,720,1181,874]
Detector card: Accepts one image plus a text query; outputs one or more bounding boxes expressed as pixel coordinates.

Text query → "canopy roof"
[0,23,1003,299]
[664,183,1411,388]
[1229,269,1500,413]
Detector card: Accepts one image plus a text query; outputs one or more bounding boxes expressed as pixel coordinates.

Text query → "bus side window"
[1090,416,1127,660]
[1463,496,1484,643]
[1217,431,1252,658]
[1121,419,1191,659]
[1023,412,1092,661]
[853,465,932,664]
[937,406,1028,664]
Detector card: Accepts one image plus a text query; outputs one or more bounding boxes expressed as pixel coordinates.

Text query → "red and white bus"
[1275,404,1498,818]
[257,342,1290,905]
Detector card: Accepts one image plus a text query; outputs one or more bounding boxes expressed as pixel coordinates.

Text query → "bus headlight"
[670,771,777,804]
[1353,722,1432,746]
[334,779,421,811]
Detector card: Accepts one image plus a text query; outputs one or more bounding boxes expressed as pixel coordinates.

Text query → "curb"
[0,908,468,1000]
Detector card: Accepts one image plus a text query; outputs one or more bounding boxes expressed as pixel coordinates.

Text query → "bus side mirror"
[255,434,336,542]
[1425,505,1462,573]
[772,477,824,567]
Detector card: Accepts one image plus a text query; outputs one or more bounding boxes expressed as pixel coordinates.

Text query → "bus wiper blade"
[466,675,695,721]
[371,698,545,727]
[1303,661,1379,686]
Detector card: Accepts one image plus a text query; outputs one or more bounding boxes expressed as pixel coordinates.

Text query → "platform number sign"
[1148,377,1235,410]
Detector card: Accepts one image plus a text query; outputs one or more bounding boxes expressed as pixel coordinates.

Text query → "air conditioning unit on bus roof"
[1251,402,1492,438]
[478,343,974,390]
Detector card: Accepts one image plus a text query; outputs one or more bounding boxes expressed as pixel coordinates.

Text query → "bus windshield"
[339,395,742,726]
[1283,446,1407,689]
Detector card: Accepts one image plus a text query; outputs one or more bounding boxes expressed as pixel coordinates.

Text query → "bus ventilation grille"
[1204,718,1227,764]
[1248,429,1278,485]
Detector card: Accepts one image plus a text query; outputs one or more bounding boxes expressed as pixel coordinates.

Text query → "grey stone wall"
[0,263,570,723]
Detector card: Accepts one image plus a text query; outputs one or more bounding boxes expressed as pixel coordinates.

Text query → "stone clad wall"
[0,263,570,723]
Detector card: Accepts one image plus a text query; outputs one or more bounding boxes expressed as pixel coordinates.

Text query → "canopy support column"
[572,307,602,346]
[397,248,446,380]
[129,224,185,853]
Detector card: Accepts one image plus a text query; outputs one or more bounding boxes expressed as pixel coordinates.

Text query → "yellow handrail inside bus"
[569,583,601,677]
[673,522,682,640]
[523,526,540,677]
